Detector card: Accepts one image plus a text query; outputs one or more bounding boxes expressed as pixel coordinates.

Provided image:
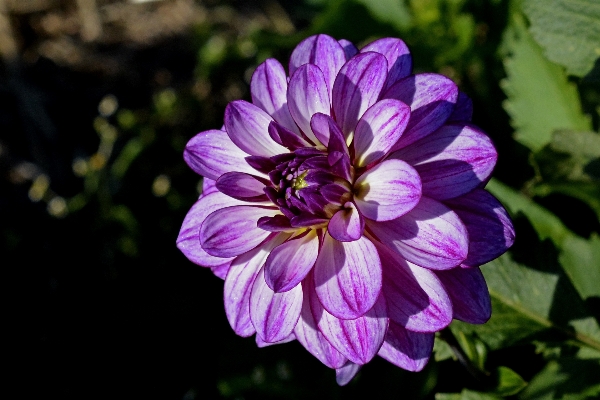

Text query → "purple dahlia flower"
[177,34,514,385]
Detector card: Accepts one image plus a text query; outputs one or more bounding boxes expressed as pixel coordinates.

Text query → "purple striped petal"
[216,172,269,201]
[225,100,287,157]
[332,52,388,139]
[256,332,295,348]
[201,177,218,196]
[360,37,412,91]
[336,363,361,386]
[338,39,358,60]
[200,205,280,257]
[250,266,304,343]
[310,113,349,153]
[313,234,382,319]
[289,34,347,98]
[383,73,458,151]
[311,291,388,364]
[375,242,452,331]
[378,321,434,371]
[436,266,491,324]
[251,58,300,134]
[392,124,497,200]
[328,202,364,242]
[184,129,260,180]
[268,121,311,149]
[444,189,515,267]
[265,230,320,292]
[354,159,422,221]
[366,197,468,270]
[224,233,288,336]
[448,91,473,122]
[294,278,348,369]
[353,99,411,167]
[287,64,331,144]
[211,262,231,280]
[177,192,245,267]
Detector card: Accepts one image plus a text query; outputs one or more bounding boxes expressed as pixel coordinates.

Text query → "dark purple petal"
[436,266,491,324]
[289,34,347,98]
[336,363,361,386]
[287,64,331,144]
[448,91,473,122]
[244,156,276,175]
[392,124,497,200]
[444,189,515,267]
[338,39,358,60]
[354,159,422,221]
[321,183,351,205]
[311,290,388,364]
[366,197,468,270]
[310,113,348,152]
[200,205,279,257]
[290,214,329,228]
[268,121,311,150]
[184,129,260,180]
[177,192,245,267]
[313,234,382,319]
[251,58,300,134]
[332,52,388,139]
[257,215,294,232]
[225,100,287,157]
[328,202,364,242]
[216,172,269,202]
[378,321,434,371]
[250,266,304,343]
[265,230,320,292]
[360,37,412,91]
[353,99,411,167]
[256,332,295,348]
[383,73,458,151]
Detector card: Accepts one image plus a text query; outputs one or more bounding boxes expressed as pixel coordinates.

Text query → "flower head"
[177,34,514,385]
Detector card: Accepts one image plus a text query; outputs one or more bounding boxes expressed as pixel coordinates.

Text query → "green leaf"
[436,390,501,400]
[353,0,412,32]
[523,0,600,77]
[493,366,528,396]
[500,13,591,152]
[434,336,456,362]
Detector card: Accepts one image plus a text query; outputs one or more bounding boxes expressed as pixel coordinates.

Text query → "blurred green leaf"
[493,366,528,396]
[500,14,591,152]
[354,0,413,32]
[436,389,501,400]
[455,331,488,371]
[523,0,600,77]
[434,336,456,361]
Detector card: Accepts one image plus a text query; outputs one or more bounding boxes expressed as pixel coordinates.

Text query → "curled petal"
[201,177,218,196]
[177,192,245,267]
[360,37,412,91]
[250,266,304,343]
[225,100,287,157]
[354,159,422,221]
[256,332,295,348]
[184,129,260,180]
[287,64,331,144]
[378,321,434,371]
[251,58,300,134]
[328,202,364,242]
[332,52,388,139]
[392,124,497,200]
[366,197,468,270]
[336,362,361,386]
[445,189,515,267]
[216,172,269,202]
[353,99,411,167]
[211,262,231,280]
[314,234,382,319]
[310,113,349,154]
[338,39,358,60]
[269,121,311,150]
[224,233,288,336]
[383,73,458,151]
[200,205,279,258]
[436,266,491,324]
[265,230,320,292]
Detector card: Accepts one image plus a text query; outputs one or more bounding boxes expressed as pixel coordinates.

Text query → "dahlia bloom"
[177,34,514,385]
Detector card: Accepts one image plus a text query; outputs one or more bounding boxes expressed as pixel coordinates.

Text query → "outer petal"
[378,321,434,371]
[225,100,287,157]
[338,39,358,60]
[354,159,422,221]
[265,230,320,292]
[184,129,260,180]
[313,234,382,319]
[392,124,497,200]
[289,34,347,98]
[200,205,279,258]
[366,197,468,270]
[216,172,269,202]
[311,291,388,365]
[436,266,491,324]
[444,189,515,267]
[383,73,458,151]
[448,91,473,122]
[250,266,304,343]
[336,362,361,386]
[360,37,412,91]
[256,332,295,348]
[177,192,245,267]
[328,202,364,242]
[332,52,388,139]
[211,262,231,280]
[201,177,218,196]
[353,99,411,167]
[224,233,288,336]
[375,242,453,332]
[287,64,331,144]
[250,58,300,134]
